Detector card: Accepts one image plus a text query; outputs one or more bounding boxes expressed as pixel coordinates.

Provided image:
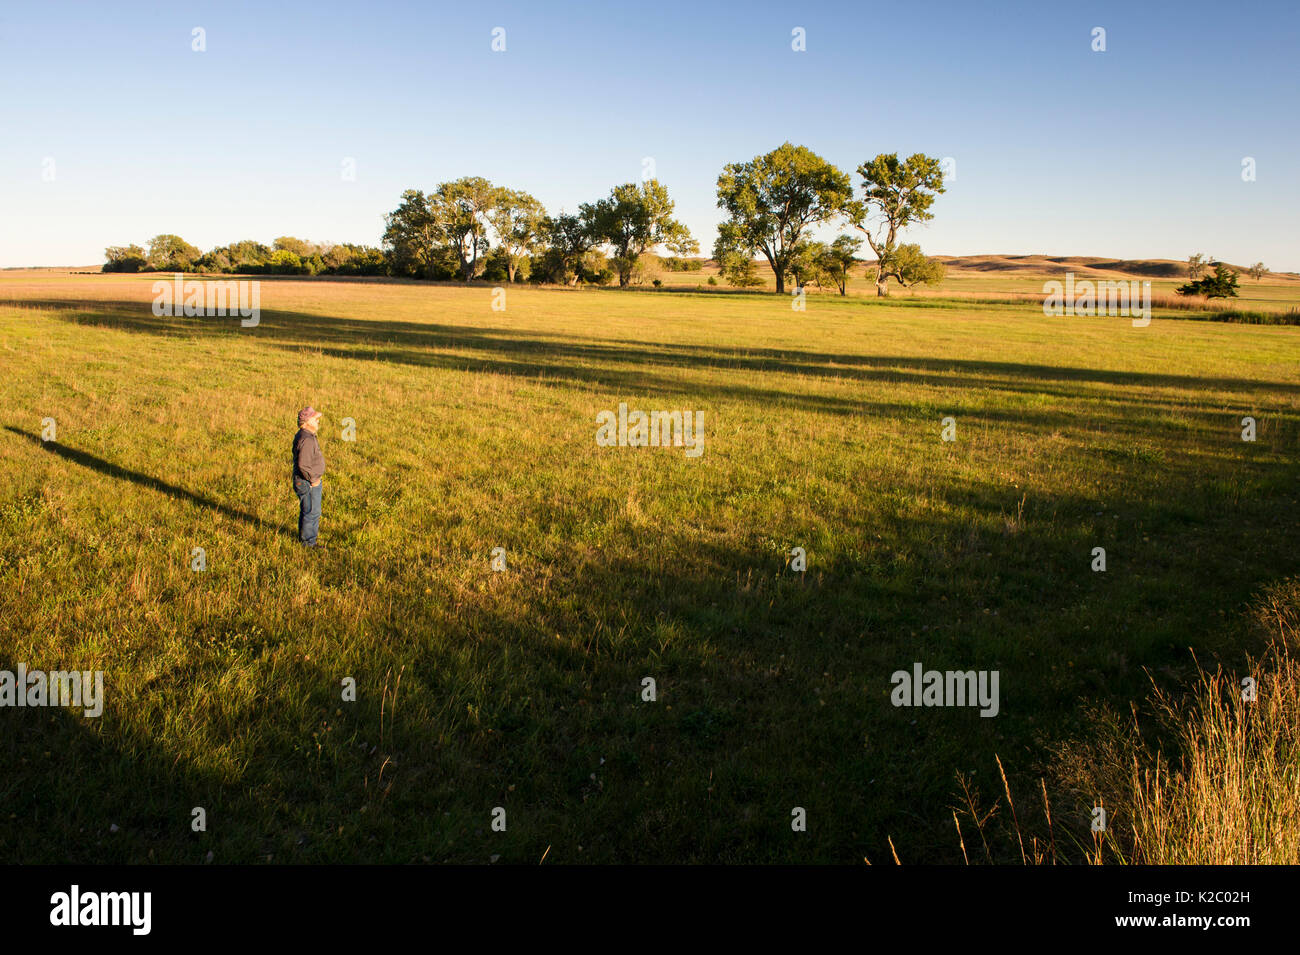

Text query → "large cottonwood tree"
[434,176,497,281]
[382,189,443,279]
[584,181,697,287]
[715,143,852,294]
[489,188,547,283]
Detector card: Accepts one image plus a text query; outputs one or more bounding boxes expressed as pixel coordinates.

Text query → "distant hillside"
[931,254,1299,281]
[687,255,1296,281]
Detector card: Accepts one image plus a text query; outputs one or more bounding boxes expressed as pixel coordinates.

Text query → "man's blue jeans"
[294,477,321,544]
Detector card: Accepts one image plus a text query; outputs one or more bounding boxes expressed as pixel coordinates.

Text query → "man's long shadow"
[4,426,296,540]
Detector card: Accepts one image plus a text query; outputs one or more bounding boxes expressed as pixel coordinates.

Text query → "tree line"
[104,236,386,277]
[103,142,948,297]
[382,177,697,287]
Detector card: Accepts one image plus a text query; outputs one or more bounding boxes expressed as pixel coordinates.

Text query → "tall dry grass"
[947,578,1300,865]
[1113,578,1300,864]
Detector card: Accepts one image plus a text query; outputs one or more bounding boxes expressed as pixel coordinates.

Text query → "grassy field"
[2,269,1298,863]
[653,254,1300,316]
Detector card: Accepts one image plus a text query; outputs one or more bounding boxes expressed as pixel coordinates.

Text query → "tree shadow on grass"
[347,472,1300,863]
[16,298,1300,444]
[0,646,410,864]
[17,295,1300,400]
[0,662,213,863]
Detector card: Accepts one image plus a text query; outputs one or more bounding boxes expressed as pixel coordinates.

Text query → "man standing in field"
[293,406,326,548]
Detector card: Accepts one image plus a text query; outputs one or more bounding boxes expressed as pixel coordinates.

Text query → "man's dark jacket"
[293,428,325,484]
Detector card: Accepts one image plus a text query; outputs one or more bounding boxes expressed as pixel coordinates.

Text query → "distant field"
[2,270,1298,863]
[650,254,1300,315]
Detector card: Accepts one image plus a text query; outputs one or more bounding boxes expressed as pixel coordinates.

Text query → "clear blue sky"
[2,0,1297,269]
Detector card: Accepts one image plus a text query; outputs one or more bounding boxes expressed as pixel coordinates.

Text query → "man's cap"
[298,406,321,426]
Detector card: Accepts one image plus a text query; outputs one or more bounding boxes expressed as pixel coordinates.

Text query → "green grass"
[1,271,1298,863]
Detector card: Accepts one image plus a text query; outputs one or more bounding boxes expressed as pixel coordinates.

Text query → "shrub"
[723,256,765,288]
[630,253,661,286]
[480,248,511,283]
[1176,263,1240,298]
[269,249,304,275]
[103,244,147,273]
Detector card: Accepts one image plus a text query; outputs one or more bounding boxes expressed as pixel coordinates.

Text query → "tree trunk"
[762,250,784,294]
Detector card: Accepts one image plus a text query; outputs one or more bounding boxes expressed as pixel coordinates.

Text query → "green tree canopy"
[847,153,945,296]
[269,249,304,274]
[788,240,830,290]
[711,236,765,288]
[820,234,862,295]
[382,190,443,279]
[103,244,147,273]
[226,240,273,270]
[488,188,547,283]
[715,143,852,294]
[1176,263,1239,298]
[584,181,696,287]
[273,236,317,258]
[880,243,945,289]
[433,176,497,281]
[537,211,597,285]
[146,234,202,271]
